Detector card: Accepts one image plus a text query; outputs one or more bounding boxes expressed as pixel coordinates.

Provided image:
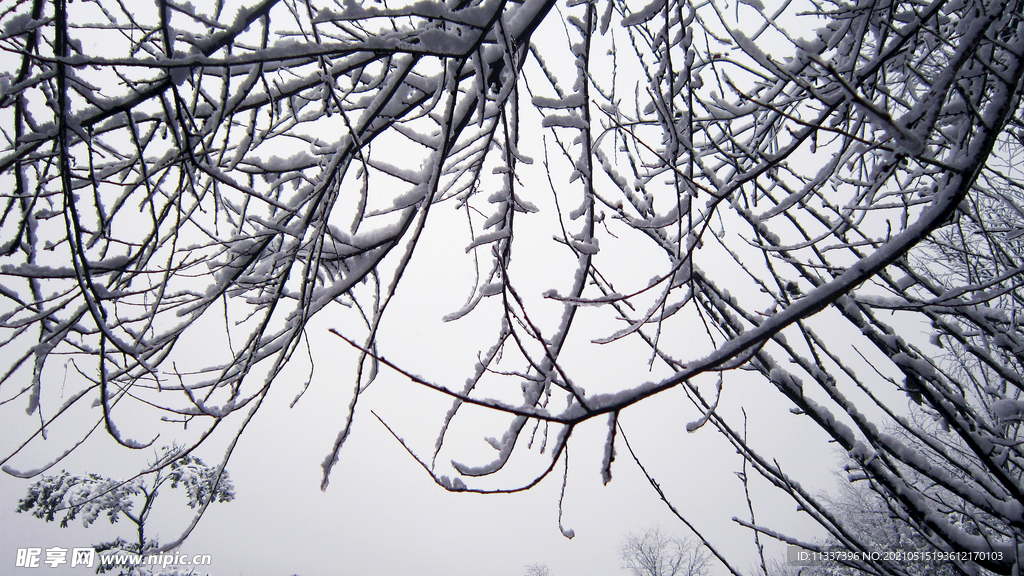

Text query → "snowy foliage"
[165,454,237,510]
[17,471,141,529]
[17,448,234,526]
[1,0,1023,572]
[16,446,233,572]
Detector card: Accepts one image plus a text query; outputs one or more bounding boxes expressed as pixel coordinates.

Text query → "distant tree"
[17,446,234,575]
[794,479,969,576]
[525,563,553,576]
[767,467,1001,576]
[620,526,710,576]
[1,0,1023,573]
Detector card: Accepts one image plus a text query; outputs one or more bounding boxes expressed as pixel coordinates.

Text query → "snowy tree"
[524,563,553,576]
[17,446,234,574]
[620,526,710,576]
[1,0,1023,572]
[768,473,983,576]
